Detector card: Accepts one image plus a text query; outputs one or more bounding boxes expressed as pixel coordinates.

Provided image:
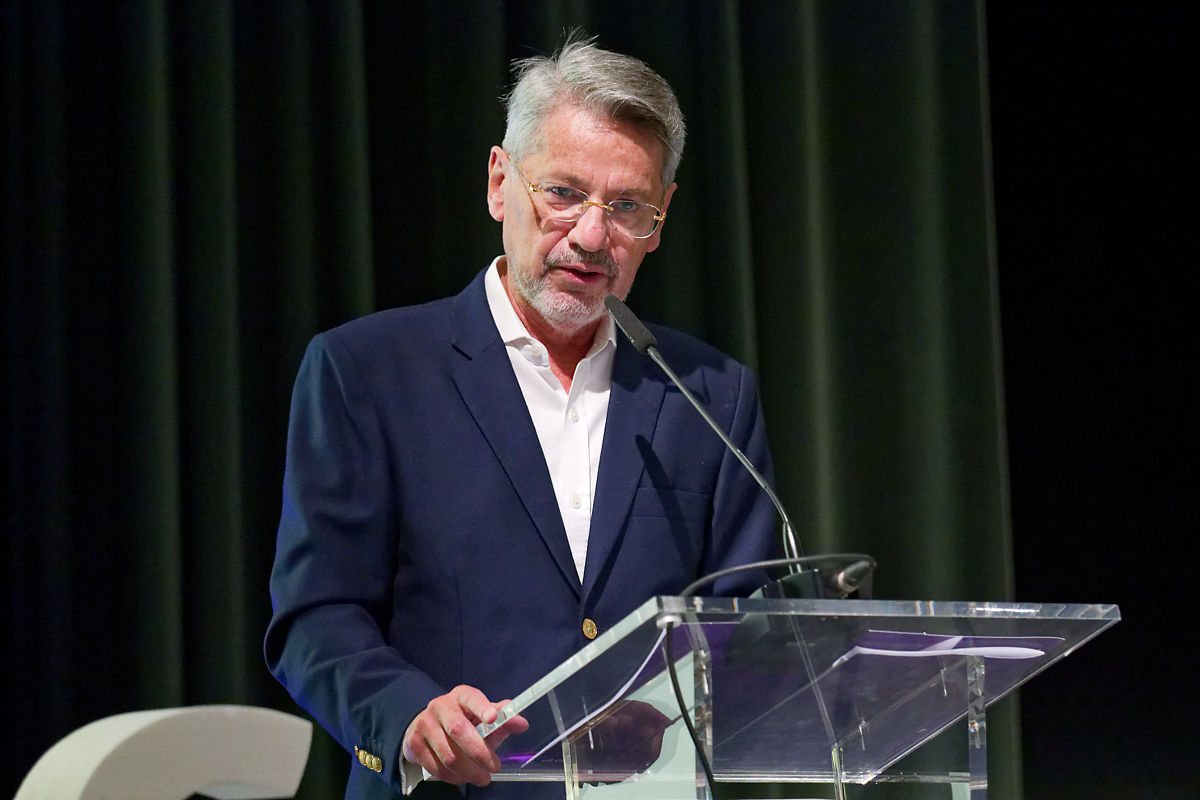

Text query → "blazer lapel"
[449,274,581,595]
[582,337,665,598]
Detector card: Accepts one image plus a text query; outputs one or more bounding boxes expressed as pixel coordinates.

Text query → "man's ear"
[486,146,506,222]
[643,182,677,253]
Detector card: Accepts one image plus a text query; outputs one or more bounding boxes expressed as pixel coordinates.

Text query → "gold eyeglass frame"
[506,152,667,240]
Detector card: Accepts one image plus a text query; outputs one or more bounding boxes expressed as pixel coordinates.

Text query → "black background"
[988,5,1193,798]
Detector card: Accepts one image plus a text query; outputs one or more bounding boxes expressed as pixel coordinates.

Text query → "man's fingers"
[428,729,496,781]
[454,686,499,725]
[407,726,488,786]
[489,707,530,736]
[415,710,498,786]
[417,687,508,781]
[481,712,528,753]
[476,699,528,746]
[401,687,532,786]
[432,700,500,771]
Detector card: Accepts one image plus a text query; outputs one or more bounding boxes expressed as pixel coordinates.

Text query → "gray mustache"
[545,249,617,277]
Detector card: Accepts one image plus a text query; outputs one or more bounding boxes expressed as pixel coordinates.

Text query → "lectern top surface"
[479,596,1119,783]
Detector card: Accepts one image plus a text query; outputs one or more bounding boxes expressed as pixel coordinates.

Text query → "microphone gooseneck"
[606,295,877,799]
[603,294,804,565]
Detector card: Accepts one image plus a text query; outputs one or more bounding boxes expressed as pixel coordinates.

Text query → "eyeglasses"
[508,156,667,240]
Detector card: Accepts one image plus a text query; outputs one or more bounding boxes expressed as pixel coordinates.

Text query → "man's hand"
[401,685,530,787]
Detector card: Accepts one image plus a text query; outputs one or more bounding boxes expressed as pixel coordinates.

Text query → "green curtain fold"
[2,1,1016,797]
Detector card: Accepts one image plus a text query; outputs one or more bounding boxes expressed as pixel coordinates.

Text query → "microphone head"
[604,295,658,355]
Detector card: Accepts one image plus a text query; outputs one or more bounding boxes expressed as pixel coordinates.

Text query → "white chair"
[15,705,312,800]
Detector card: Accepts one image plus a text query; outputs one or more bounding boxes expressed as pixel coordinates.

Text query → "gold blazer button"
[582,618,598,639]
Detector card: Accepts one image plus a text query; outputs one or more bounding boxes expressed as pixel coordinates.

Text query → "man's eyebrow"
[539,171,588,188]
[613,186,657,200]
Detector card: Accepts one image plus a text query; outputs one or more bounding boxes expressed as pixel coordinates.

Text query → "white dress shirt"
[484,258,616,583]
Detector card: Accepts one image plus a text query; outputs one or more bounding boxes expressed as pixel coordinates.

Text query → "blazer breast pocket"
[624,487,710,584]
[629,485,709,523]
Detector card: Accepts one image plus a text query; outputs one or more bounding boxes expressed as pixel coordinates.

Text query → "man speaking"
[265,36,779,799]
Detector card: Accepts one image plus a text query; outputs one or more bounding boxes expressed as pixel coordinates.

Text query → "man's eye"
[612,200,643,214]
[545,185,584,202]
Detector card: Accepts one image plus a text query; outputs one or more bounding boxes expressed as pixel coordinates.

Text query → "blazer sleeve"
[263,332,444,793]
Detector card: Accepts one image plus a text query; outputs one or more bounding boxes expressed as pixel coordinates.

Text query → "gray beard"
[511,251,620,331]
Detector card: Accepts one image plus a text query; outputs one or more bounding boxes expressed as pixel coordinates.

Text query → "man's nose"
[569,202,612,251]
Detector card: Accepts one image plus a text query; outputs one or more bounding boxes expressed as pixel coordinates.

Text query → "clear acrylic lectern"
[478,596,1119,800]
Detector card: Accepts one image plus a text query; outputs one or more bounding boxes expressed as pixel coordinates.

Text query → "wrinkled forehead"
[526,105,668,196]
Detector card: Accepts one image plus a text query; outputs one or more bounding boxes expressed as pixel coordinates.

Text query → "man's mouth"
[546,257,616,285]
[558,264,604,277]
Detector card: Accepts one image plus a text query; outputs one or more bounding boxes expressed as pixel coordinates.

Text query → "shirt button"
[582,618,598,639]
[521,342,547,366]
[569,494,582,510]
[569,407,580,423]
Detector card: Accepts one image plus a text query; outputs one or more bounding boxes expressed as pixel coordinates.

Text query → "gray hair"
[501,36,686,189]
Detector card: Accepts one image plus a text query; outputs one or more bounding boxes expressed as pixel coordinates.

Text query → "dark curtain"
[988,5,1195,799]
[2,1,1016,797]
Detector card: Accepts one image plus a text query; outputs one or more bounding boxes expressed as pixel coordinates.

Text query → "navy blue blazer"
[265,270,780,799]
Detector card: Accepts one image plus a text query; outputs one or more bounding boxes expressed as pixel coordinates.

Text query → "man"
[265,38,779,799]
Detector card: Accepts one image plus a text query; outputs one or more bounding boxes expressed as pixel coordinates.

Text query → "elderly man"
[265,38,779,799]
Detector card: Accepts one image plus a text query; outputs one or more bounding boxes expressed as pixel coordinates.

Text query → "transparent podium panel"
[478,597,1119,798]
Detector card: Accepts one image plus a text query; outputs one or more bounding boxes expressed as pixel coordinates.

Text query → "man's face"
[486,104,676,335]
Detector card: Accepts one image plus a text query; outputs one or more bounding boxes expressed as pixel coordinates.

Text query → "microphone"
[603,295,659,355]
[833,558,875,595]
[604,294,803,564]
[605,296,875,794]
[604,294,874,599]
